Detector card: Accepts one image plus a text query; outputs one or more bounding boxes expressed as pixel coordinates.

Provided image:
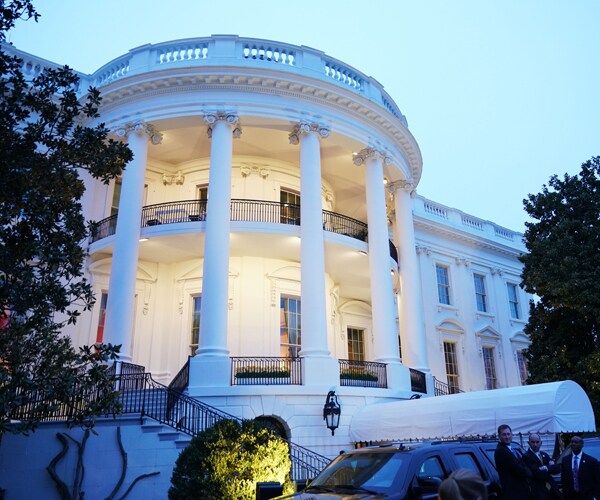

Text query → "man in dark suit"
[494,423,532,499]
[561,435,600,499]
[522,433,561,499]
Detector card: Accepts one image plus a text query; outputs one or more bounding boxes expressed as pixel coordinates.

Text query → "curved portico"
[82,35,428,391]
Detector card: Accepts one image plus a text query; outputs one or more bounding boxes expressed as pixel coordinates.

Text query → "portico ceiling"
[146,116,372,222]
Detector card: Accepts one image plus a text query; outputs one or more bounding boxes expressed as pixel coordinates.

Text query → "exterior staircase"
[112,361,330,482]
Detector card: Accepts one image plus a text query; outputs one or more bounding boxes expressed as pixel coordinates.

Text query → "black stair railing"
[433,376,463,396]
[7,361,330,481]
[116,364,330,481]
[167,356,190,417]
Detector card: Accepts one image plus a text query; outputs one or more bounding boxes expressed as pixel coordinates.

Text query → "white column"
[196,113,240,358]
[354,148,400,364]
[287,123,338,387]
[392,181,430,372]
[289,122,330,358]
[103,121,162,361]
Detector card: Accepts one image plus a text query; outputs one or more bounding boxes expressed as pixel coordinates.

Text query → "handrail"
[433,376,463,396]
[167,357,190,416]
[117,368,328,480]
[89,199,398,263]
[338,359,387,388]
[231,357,302,385]
[10,360,329,481]
[90,199,363,243]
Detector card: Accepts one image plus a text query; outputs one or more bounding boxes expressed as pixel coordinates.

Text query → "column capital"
[288,121,330,145]
[115,120,162,144]
[203,112,242,138]
[388,179,416,195]
[352,147,392,166]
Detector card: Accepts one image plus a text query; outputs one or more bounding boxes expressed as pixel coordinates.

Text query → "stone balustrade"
[413,195,525,249]
[2,35,407,126]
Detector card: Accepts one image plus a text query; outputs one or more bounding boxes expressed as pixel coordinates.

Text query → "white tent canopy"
[350,380,596,443]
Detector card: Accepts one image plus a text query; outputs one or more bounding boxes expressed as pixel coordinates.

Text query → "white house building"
[4,35,530,468]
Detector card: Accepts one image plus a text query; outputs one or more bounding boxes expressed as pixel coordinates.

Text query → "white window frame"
[482,346,498,390]
[347,327,366,361]
[280,295,301,358]
[435,264,451,305]
[190,295,202,356]
[473,273,488,313]
[443,341,460,393]
[507,282,521,319]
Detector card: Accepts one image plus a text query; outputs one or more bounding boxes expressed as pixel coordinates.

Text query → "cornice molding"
[95,72,421,181]
[413,216,525,258]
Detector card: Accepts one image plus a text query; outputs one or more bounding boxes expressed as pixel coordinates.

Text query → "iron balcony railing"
[410,368,427,394]
[433,376,463,396]
[231,357,302,385]
[338,359,387,388]
[89,199,399,263]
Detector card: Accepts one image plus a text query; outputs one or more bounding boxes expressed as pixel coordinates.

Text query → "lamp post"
[323,390,341,436]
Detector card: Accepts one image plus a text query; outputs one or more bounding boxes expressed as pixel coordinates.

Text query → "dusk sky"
[7,0,600,232]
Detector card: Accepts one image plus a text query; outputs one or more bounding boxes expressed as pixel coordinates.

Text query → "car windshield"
[308,451,409,494]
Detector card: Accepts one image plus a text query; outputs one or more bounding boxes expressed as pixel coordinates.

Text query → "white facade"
[8,36,530,456]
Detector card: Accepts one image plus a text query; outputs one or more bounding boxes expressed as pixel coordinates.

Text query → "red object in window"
[96,309,106,343]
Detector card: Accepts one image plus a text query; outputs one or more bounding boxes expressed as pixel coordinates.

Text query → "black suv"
[276,440,514,499]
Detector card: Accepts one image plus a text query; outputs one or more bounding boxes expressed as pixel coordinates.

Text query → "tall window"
[443,342,460,393]
[516,350,529,385]
[436,265,451,305]
[482,347,497,390]
[95,292,108,344]
[196,184,208,201]
[507,283,520,319]
[473,274,487,312]
[111,180,122,216]
[190,296,202,356]
[347,328,365,361]
[111,179,147,216]
[280,296,301,357]
[280,189,300,225]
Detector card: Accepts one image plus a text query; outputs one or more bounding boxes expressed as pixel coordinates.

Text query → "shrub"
[339,368,378,381]
[169,419,292,499]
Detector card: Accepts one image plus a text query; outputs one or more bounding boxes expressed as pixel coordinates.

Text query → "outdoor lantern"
[323,390,341,435]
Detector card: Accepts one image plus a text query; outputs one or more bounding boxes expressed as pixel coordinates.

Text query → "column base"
[188,355,231,395]
[302,356,339,388]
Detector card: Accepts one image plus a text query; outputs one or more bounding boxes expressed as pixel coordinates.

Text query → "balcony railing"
[339,359,387,388]
[409,368,427,394]
[433,376,463,396]
[90,199,399,263]
[4,36,408,125]
[231,357,302,385]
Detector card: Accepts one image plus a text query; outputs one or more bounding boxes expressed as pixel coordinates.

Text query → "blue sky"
[7,0,600,232]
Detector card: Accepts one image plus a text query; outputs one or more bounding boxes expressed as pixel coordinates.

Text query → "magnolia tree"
[0,1,133,433]
[521,156,600,420]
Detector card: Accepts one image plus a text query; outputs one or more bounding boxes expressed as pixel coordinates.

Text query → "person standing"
[560,435,600,500]
[522,433,561,499]
[494,424,532,499]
